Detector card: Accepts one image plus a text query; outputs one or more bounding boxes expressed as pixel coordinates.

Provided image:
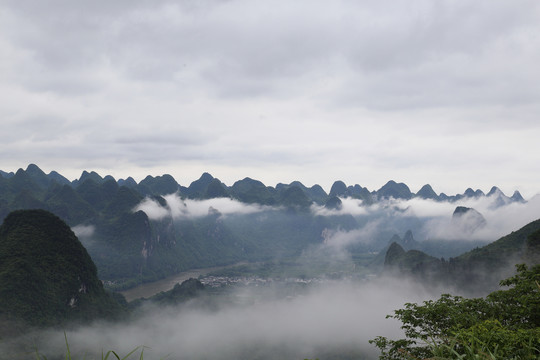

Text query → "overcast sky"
[1,0,539,197]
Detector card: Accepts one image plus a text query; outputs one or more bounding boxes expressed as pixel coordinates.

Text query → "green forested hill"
[0,210,122,329]
[384,218,540,294]
[455,218,540,265]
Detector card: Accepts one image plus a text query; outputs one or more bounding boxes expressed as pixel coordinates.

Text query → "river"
[119,263,243,302]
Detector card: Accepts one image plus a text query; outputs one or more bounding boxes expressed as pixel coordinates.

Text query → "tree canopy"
[370,264,540,359]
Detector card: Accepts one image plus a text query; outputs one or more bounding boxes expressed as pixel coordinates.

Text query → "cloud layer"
[312,194,540,245]
[134,194,268,220]
[1,0,540,195]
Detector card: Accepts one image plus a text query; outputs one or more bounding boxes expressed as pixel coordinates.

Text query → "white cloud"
[133,197,171,220]
[71,224,95,238]
[134,193,268,220]
[321,220,383,251]
[312,197,369,216]
[311,194,540,242]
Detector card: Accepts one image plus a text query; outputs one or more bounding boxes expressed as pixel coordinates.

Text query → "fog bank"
[134,194,269,220]
[314,195,540,242]
[5,277,444,360]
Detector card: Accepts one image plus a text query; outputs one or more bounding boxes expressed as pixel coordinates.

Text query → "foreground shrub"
[370,264,540,359]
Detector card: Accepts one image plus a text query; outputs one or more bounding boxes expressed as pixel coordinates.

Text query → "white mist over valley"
[9,276,442,360]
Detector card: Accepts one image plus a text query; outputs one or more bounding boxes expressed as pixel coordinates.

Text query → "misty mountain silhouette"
[0,164,532,291]
[416,184,438,200]
[0,164,527,208]
[384,219,540,294]
[376,180,413,200]
[452,206,487,234]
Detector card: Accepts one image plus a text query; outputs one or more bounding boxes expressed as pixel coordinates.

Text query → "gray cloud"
[0,0,539,197]
[5,0,539,103]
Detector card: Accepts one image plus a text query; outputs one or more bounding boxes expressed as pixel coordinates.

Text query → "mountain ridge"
[0,164,534,291]
[0,164,528,206]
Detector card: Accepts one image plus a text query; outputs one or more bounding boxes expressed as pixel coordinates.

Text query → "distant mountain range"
[0,164,533,291]
[0,164,526,210]
[0,165,539,331]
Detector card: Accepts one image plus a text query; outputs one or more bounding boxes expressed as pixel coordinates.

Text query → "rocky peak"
[511,191,525,203]
[416,184,438,200]
[377,180,412,200]
[384,242,406,266]
[452,206,487,234]
[487,186,504,197]
[329,180,347,197]
[403,230,415,245]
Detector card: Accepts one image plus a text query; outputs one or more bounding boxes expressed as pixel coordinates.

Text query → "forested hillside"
[384,219,540,294]
[0,210,122,331]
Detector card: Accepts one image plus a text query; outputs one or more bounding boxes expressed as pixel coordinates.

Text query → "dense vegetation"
[0,210,122,331]
[370,263,540,359]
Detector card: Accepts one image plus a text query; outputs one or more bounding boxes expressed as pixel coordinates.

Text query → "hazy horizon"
[1,163,537,201]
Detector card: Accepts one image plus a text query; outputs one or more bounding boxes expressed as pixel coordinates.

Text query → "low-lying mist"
[3,276,448,360]
[38,192,536,359]
[134,193,540,247]
[313,194,540,243]
[134,194,270,221]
